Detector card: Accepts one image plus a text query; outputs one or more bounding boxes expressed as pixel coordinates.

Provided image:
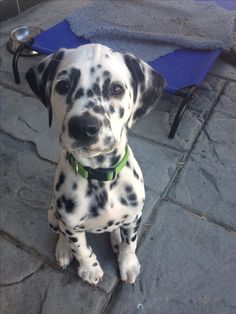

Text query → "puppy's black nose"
[68,114,101,143]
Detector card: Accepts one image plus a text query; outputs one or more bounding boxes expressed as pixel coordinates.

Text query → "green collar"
[66,146,129,181]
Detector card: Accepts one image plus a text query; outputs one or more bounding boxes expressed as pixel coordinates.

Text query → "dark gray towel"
[67,0,235,61]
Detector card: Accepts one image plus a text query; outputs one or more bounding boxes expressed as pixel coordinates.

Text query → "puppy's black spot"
[80,215,87,221]
[61,195,75,213]
[90,67,95,73]
[133,169,139,179]
[55,172,65,191]
[120,231,124,242]
[72,183,78,190]
[102,77,111,100]
[137,216,142,225]
[66,68,81,106]
[119,107,124,118]
[103,71,110,77]
[87,180,99,197]
[125,184,133,193]
[123,214,129,219]
[126,161,131,168]
[49,223,59,232]
[90,205,99,217]
[111,155,120,166]
[65,229,73,236]
[75,88,84,100]
[120,197,128,206]
[115,221,120,225]
[96,229,102,232]
[68,236,78,242]
[93,105,105,114]
[87,89,94,97]
[105,54,109,58]
[109,105,115,113]
[97,64,101,68]
[71,248,76,253]
[96,190,108,209]
[93,262,98,266]
[96,155,105,163]
[87,101,95,108]
[133,216,142,233]
[110,180,118,190]
[128,193,137,201]
[121,227,128,236]
[108,220,114,226]
[92,83,101,96]
[123,222,130,226]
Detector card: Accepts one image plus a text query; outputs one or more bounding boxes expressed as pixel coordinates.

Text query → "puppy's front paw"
[78,261,104,286]
[55,235,73,269]
[118,252,140,284]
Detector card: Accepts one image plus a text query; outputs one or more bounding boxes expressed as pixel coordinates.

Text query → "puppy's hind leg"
[48,198,60,233]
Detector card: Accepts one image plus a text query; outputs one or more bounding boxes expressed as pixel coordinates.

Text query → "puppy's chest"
[55,167,145,232]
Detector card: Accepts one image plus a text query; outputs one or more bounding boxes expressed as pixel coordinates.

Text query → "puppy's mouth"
[60,138,117,157]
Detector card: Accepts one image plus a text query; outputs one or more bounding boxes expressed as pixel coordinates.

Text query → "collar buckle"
[67,146,128,181]
[85,167,116,181]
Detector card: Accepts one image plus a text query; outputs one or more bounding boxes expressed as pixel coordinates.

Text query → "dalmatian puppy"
[25,44,165,286]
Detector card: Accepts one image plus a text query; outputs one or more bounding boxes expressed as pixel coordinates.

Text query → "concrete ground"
[0,1,236,313]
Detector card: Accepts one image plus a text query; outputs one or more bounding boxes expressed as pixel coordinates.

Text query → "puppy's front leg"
[118,214,142,284]
[59,222,103,286]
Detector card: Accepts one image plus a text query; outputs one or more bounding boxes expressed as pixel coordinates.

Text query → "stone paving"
[0,1,236,313]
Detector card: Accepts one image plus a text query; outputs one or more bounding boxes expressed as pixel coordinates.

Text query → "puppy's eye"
[56,80,70,95]
[110,83,124,96]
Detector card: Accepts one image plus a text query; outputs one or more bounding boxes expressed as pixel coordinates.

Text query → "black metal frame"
[12,40,34,84]
[11,46,197,139]
[168,85,196,139]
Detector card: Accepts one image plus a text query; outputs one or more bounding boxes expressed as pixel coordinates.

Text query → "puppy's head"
[25,44,165,157]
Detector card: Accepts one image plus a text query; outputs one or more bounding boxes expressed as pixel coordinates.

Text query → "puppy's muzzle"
[68,113,101,146]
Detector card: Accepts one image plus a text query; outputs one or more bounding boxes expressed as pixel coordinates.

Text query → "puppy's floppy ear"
[124,53,166,128]
[25,49,65,127]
